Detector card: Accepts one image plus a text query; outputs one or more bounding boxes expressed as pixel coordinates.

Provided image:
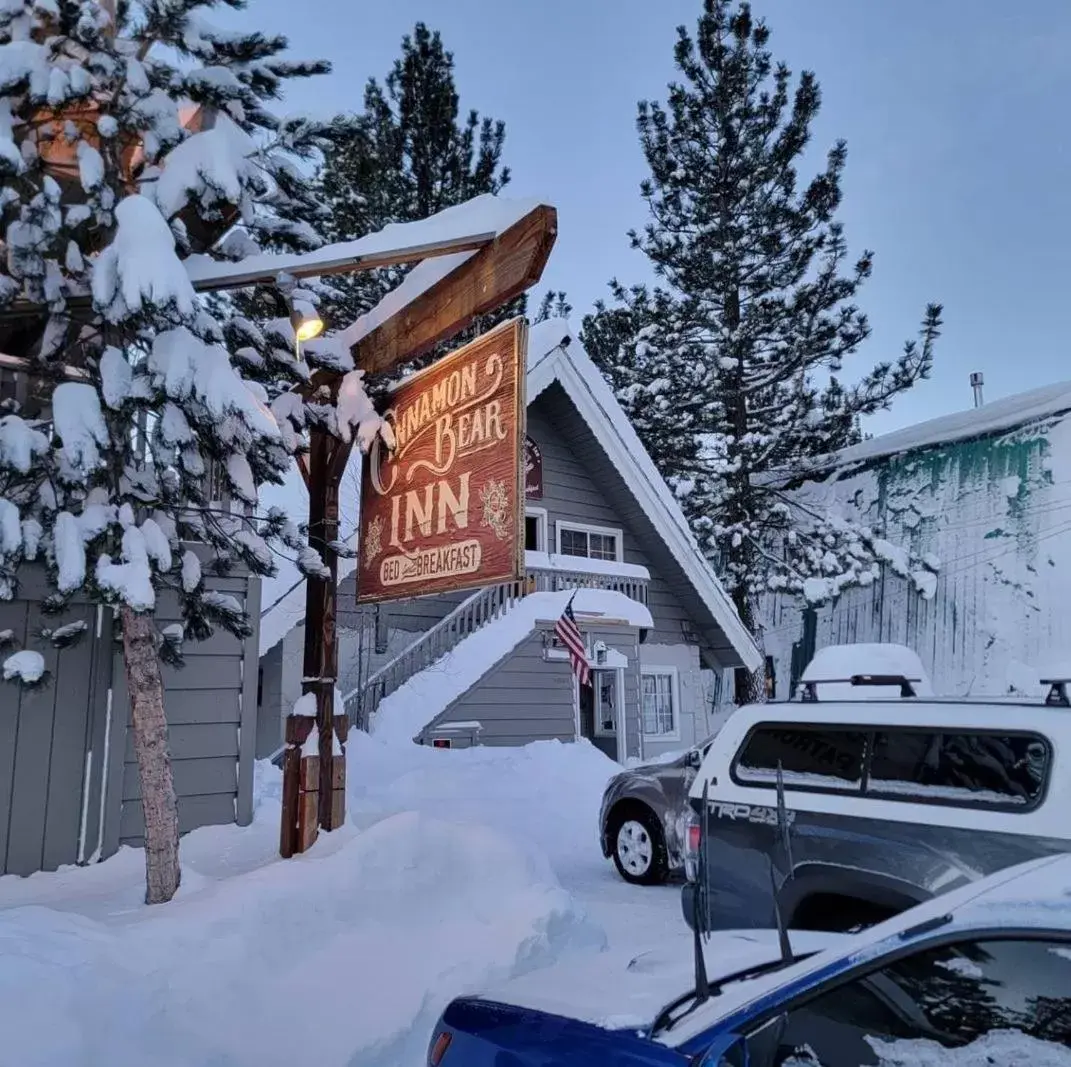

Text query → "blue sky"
[243,0,1071,436]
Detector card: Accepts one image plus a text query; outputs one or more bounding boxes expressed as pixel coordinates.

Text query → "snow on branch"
[92,196,197,322]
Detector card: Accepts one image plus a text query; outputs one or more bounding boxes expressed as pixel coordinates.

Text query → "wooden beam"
[185,232,497,294]
[0,230,502,323]
[350,205,558,376]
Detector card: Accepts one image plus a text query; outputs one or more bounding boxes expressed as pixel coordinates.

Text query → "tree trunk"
[732,587,767,706]
[121,604,181,904]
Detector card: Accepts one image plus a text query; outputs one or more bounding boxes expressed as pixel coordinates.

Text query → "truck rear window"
[867,729,1049,809]
[734,726,867,792]
[731,724,1050,812]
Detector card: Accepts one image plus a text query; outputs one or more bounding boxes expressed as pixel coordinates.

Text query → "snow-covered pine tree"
[315,22,524,357]
[582,0,943,702]
[0,0,384,902]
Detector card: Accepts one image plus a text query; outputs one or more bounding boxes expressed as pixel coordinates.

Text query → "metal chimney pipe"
[970,371,984,408]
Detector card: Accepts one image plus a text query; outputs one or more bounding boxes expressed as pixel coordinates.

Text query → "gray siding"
[255,621,303,760]
[423,621,643,759]
[339,577,469,637]
[0,574,106,876]
[115,573,252,849]
[423,628,576,746]
[638,642,710,758]
[762,412,1071,701]
[528,397,693,649]
[3,559,253,875]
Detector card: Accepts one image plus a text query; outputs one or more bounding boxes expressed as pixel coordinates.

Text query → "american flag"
[555,593,590,687]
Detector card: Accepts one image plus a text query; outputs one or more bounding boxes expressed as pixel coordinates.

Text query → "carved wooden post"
[305,427,339,834]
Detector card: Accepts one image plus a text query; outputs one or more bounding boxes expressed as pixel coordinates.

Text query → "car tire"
[610,806,669,886]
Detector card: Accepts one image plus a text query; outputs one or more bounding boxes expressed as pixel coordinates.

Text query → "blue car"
[427,852,1071,1066]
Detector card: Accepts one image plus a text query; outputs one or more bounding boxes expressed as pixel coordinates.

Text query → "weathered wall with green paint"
[763,411,1071,698]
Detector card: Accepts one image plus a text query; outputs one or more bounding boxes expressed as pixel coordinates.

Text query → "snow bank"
[370,589,654,744]
[348,731,618,880]
[0,745,605,1067]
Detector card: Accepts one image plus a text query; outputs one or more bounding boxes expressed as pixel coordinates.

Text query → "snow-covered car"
[426,853,1071,1066]
[598,739,713,885]
[682,670,1071,933]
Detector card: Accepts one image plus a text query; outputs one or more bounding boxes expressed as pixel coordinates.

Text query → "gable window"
[556,521,623,562]
[525,507,548,552]
[641,667,679,740]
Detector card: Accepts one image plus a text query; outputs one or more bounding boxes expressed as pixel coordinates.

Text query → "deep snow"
[0,736,691,1067]
[1,732,1067,1066]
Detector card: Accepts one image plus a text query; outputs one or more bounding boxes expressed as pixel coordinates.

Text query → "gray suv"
[598,738,713,885]
[682,673,1071,932]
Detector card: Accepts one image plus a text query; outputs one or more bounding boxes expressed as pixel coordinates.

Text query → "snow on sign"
[525,436,543,498]
[357,318,528,603]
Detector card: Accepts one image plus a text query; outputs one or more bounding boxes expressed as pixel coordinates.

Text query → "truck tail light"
[683,812,700,882]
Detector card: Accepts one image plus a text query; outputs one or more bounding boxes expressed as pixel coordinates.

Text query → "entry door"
[578,670,621,762]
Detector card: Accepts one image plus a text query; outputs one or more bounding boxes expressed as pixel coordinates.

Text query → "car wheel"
[610,806,669,886]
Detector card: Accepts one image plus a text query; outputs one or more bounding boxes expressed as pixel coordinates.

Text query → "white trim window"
[525,507,548,552]
[642,667,680,740]
[556,520,623,563]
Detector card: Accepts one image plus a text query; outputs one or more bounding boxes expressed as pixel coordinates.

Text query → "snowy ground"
[0,735,697,1067]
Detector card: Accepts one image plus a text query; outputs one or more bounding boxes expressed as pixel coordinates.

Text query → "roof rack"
[1040,678,1071,708]
[799,674,920,702]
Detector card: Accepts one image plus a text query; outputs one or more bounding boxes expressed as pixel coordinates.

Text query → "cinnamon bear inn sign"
[357,318,528,603]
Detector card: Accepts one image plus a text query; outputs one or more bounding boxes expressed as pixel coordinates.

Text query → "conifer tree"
[0,0,385,901]
[534,290,572,323]
[316,22,524,350]
[583,0,942,699]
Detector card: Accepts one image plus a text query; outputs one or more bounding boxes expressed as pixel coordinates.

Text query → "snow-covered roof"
[371,589,654,745]
[527,319,761,671]
[816,379,1071,473]
[185,195,549,291]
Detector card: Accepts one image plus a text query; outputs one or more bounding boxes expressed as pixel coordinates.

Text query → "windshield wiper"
[649,951,816,1036]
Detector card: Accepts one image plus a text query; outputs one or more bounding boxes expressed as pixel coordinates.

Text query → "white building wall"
[762,412,1071,700]
[638,642,708,758]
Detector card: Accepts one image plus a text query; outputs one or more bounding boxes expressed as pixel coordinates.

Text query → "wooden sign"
[357,318,527,604]
[525,436,543,499]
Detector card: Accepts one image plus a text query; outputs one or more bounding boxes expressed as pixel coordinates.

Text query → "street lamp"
[290,298,324,359]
